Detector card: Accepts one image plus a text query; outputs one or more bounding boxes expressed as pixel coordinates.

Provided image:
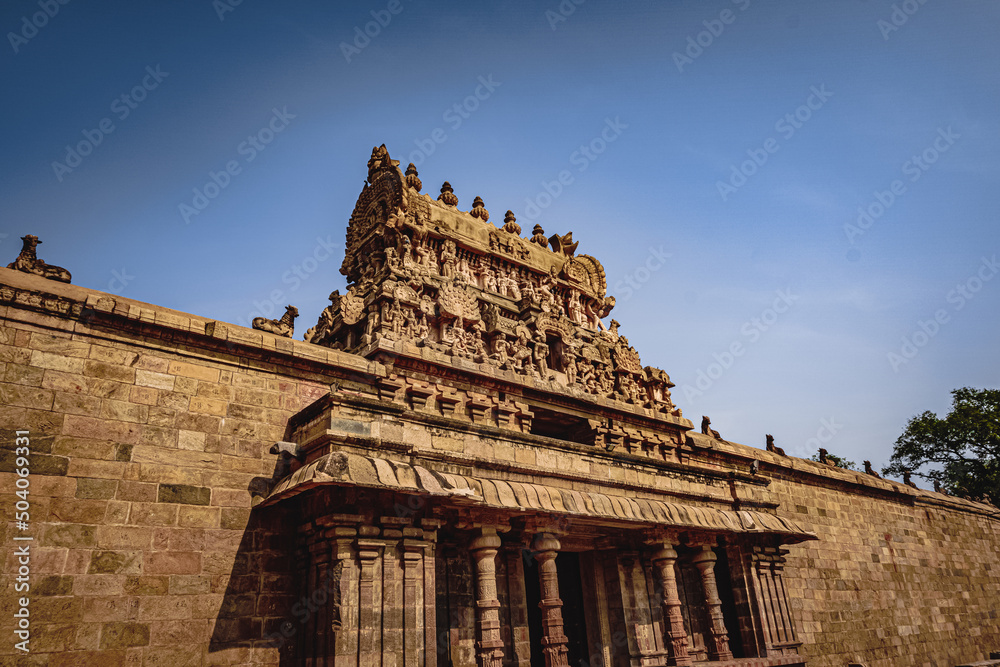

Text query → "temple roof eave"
[261,451,818,545]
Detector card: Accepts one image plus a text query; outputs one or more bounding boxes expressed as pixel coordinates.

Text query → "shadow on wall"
[207,470,300,664]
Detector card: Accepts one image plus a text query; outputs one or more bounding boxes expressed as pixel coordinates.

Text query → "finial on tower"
[438,182,458,206]
[470,196,489,222]
[405,163,422,192]
[502,210,521,235]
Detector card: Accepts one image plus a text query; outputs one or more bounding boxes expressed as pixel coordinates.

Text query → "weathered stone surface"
[99,622,150,649]
[157,483,211,506]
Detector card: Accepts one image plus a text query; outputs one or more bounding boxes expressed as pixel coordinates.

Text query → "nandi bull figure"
[252,305,298,338]
[7,235,72,283]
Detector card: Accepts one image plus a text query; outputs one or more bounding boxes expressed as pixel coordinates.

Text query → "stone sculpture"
[7,234,72,283]
[863,461,880,478]
[701,416,722,440]
[253,305,298,338]
[765,434,785,456]
[304,291,340,344]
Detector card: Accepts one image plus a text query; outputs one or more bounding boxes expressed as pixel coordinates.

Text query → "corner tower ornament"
[308,144,679,416]
[7,234,72,283]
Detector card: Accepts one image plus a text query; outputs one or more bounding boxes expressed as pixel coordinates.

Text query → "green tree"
[883,387,999,506]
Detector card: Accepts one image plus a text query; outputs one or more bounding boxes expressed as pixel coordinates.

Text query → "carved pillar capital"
[532,532,562,554]
[690,544,718,569]
[470,525,503,552]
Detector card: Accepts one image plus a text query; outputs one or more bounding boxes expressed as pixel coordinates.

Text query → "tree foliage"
[883,387,999,506]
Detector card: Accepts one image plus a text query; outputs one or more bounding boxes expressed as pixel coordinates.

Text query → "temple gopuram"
[1,145,998,667]
[265,145,816,666]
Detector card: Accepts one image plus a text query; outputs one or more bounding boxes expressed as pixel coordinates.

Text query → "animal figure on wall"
[818,448,832,465]
[253,305,298,338]
[765,434,785,456]
[7,234,72,283]
[863,461,880,478]
[701,416,722,440]
[902,470,917,488]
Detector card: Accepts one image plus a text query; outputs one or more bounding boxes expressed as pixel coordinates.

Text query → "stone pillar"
[357,525,384,667]
[533,533,569,667]
[422,519,443,667]
[691,545,732,662]
[403,529,426,667]
[470,527,505,667]
[651,546,693,667]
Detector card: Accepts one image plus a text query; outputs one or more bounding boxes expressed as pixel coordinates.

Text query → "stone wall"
[0,269,374,665]
[769,470,1000,667]
[2,267,999,666]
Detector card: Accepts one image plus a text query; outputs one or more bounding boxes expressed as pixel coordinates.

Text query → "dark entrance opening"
[523,550,590,667]
[557,552,589,667]
[714,547,744,659]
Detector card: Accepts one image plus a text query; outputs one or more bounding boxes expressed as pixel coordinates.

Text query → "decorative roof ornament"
[252,305,298,338]
[7,234,72,283]
[502,210,521,235]
[367,144,398,183]
[530,224,548,248]
[438,182,458,207]
[549,231,578,257]
[470,196,490,222]
[404,163,422,192]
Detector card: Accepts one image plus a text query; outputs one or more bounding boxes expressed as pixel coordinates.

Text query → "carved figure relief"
[438,284,481,323]
[533,334,550,380]
[440,240,457,278]
[322,145,695,416]
[341,289,366,326]
[483,268,498,293]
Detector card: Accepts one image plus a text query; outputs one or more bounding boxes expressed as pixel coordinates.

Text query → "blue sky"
[3,0,998,476]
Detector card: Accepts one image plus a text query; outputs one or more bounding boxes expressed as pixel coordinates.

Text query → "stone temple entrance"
[256,145,815,666]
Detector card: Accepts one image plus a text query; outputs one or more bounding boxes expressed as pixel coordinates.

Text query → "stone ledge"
[0,266,383,382]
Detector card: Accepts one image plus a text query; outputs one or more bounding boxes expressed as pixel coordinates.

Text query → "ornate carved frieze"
[313,145,686,419]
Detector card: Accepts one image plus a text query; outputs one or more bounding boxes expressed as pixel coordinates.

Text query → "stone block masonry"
[0,267,368,665]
